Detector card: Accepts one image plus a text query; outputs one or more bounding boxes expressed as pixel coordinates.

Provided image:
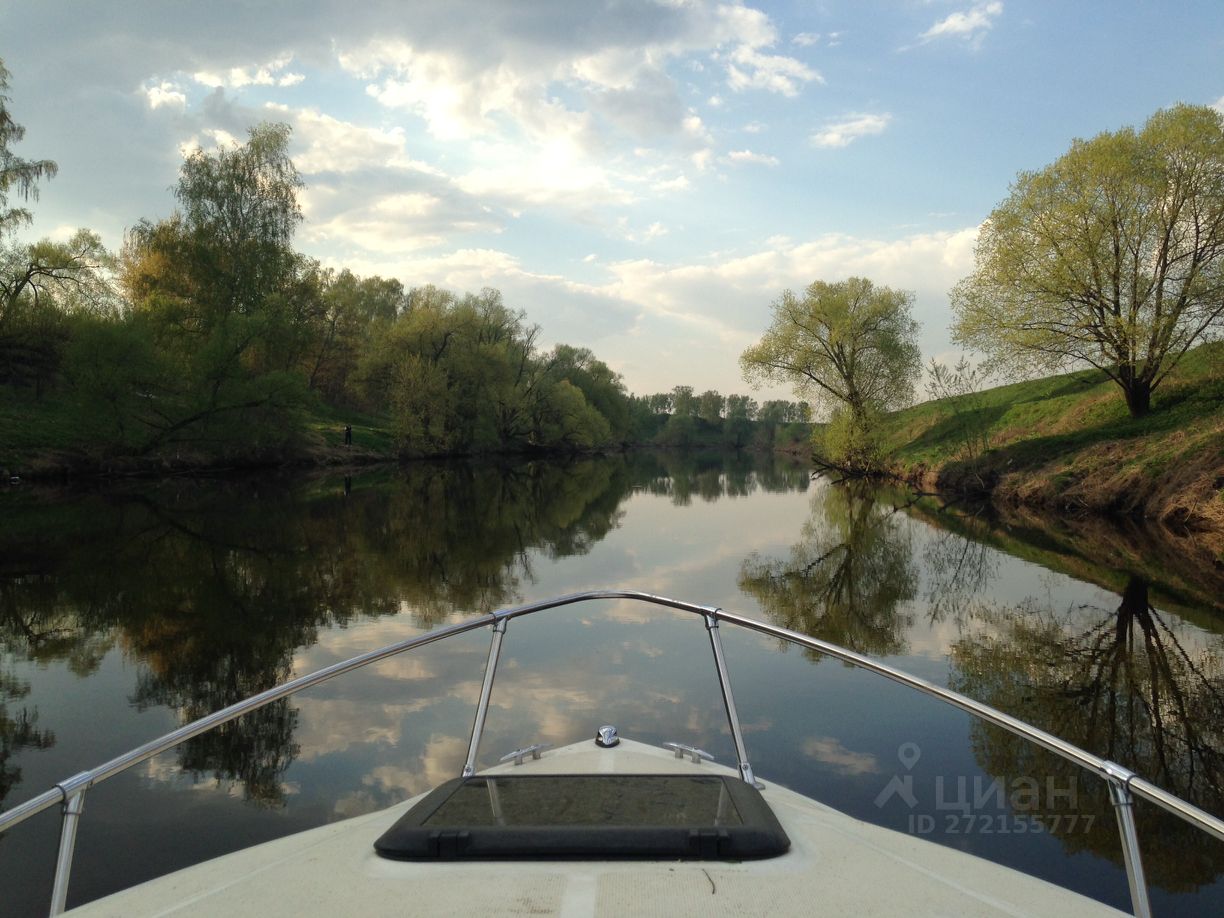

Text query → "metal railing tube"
[1104,764,1152,918]
[1126,777,1224,845]
[463,618,507,777]
[0,613,495,838]
[713,609,1110,774]
[48,782,87,917]
[0,788,66,837]
[493,589,718,623]
[704,613,757,788]
[708,606,1224,847]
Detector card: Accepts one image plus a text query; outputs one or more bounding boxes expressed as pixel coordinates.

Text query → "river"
[1,452,1222,915]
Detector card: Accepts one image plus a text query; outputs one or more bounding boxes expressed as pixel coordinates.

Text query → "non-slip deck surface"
[67,739,1126,917]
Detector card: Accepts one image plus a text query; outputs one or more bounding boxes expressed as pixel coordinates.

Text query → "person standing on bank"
[344,425,352,447]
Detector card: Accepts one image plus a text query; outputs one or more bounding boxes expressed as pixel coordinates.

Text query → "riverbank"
[881,343,1224,542]
[0,390,810,481]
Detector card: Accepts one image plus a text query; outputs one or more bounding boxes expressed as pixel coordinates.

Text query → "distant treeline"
[0,122,805,463]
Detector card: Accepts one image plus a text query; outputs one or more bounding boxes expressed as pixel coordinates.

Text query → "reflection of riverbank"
[0,452,810,810]
[904,496,1224,619]
[743,477,1224,895]
[951,576,1224,891]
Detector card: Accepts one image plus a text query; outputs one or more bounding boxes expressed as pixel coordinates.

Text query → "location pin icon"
[898,742,921,771]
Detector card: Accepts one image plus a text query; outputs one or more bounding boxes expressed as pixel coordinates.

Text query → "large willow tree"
[741,276,920,472]
[952,104,1224,417]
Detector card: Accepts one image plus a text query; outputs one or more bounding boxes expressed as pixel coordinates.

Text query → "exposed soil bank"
[893,431,1224,549]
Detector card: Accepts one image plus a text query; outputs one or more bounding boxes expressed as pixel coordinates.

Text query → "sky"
[1,0,1222,401]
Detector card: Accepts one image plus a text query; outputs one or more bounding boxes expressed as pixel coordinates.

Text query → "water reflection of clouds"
[292,697,439,761]
[802,736,882,776]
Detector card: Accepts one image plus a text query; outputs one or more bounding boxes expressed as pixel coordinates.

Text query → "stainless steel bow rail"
[2,590,1222,917]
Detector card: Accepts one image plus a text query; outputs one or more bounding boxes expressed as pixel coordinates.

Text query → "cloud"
[617,219,668,243]
[266,104,442,176]
[917,2,1003,46]
[792,30,843,48]
[725,44,823,96]
[725,149,779,167]
[193,55,305,89]
[144,81,187,112]
[1213,95,1224,115]
[811,112,892,148]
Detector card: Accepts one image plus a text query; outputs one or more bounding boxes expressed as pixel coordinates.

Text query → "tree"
[120,123,311,451]
[0,59,57,233]
[724,394,757,448]
[741,277,920,471]
[549,344,631,441]
[952,104,1224,418]
[697,389,725,424]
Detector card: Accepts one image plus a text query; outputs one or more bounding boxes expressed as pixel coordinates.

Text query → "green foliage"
[924,356,993,478]
[119,124,317,453]
[742,276,921,471]
[820,404,884,474]
[952,104,1224,418]
[548,344,631,441]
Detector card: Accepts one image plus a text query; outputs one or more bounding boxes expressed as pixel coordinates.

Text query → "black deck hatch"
[373,773,790,861]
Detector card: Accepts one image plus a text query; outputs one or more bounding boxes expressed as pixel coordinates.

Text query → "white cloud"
[743,121,765,134]
[617,219,668,243]
[177,128,241,158]
[726,44,822,96]
[789,31,843,49]
[725,149,780,166]
[144,81,187,111]
[1212,95,1224,115]
[193,55,305,89]
[918,2,1003,46]
[811,112,892,148]
[652,174,690,193]
[265,104,442,176]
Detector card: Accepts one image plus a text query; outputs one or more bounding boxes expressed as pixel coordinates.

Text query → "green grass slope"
[883,343,1224,533]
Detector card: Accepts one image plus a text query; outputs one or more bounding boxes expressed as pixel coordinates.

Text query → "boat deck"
[66,739,1125,917]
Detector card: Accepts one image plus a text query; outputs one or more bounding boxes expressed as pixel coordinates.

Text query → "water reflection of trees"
[738,481,917,658]
[0,452,812,807]
[950,577,1224,890]
[0,668,55,809]
[635,451,810,506]
[920,518,999,623]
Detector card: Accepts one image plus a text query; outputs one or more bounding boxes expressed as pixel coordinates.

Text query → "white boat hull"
[66,739,1126,917]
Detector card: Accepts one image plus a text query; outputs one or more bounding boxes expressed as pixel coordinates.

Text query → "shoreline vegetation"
[3,77,1220,546]
[875,341,1224,545]
[5,343,1221,548]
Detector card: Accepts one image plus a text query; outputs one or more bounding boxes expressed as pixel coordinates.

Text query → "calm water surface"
[1,452,1222,916]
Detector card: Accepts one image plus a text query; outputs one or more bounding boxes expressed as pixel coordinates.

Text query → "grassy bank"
[881,343,1224,536]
